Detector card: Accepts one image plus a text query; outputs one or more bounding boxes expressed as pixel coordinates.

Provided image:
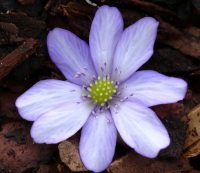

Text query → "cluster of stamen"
[87,77,117,106]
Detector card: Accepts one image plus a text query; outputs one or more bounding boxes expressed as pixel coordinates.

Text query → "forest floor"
[0,0,200,173]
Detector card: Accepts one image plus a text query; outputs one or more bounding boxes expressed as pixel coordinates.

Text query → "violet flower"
[16,5,187,172]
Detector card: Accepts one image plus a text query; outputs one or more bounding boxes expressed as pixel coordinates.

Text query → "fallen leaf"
[58,136,87,172]
[184,104,200,158]
[107,152,198,173]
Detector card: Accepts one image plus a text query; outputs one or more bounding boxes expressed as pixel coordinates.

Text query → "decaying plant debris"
[0,0,200,173]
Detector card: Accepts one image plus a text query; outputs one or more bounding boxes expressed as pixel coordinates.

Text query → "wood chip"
[0,13,46,38]
[158,19,200,59]
[0,38,38,80]
[17,0,36,5]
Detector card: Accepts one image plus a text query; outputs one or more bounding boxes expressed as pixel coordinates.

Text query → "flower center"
[88,77,117,106]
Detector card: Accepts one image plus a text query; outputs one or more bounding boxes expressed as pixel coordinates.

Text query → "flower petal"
[112,17,159,82]
[80,111,117,172]
[16,79,83,121]
[31,101,94,144]
[120,70,187,107]
[90,5,123,76]
[47,28,96,85]
[110,101,170,158]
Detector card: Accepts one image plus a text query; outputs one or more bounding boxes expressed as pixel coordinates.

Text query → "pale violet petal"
[47,28,96,85]
[90,5,123,76]
[31,101,94,144]
[110,101,170,158]
[16,79,83,121]
[112,17,159,82]
[80,111,117,172]
[120,70,187,107]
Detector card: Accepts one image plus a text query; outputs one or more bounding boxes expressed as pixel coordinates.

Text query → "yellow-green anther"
[89,77,117,106]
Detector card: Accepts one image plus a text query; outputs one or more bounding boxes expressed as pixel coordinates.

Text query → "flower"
[16,5,187,172]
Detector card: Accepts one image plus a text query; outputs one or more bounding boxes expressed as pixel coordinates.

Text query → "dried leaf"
[184,104,200,158]
[58,137,87,172]
[107,152,199,173]
[0,122,55,173]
